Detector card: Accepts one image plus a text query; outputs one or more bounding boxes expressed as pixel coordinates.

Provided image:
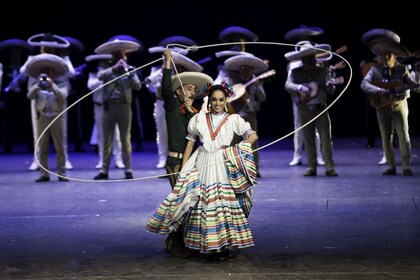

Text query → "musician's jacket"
[27,82,68,118]
[285,65,335,106]
[361,63,417,98]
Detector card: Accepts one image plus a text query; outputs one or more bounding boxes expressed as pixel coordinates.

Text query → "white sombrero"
[26,53,69,78]
[368,38,412,58]
[285,42,331,61]
[27,33,70,49]
[284,25,324,42]
[171,52,203,72]
[223,54,269,74]
[148,35,198,55]
[171,72,213,99]
[85,54,113,62]
[361,28,400,45]
[215,50,253,58]
[94,39,141,54]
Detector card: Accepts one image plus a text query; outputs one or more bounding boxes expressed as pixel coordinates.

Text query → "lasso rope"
[33,41,352,182]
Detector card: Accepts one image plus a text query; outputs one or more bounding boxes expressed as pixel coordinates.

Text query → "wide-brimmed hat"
[219,26,259,43]
[215,50,253,58]
[85,54,113,62]
[284,42,331,61]
[148,36,198,54]
[284,25,324,42]
[171,52,203,72]
[223,54,269,74]
[27,33,70,49]
[95,35,142,54]
[368,38,412,58]
[62,36,85,53]
[171,72,213,98]
[0,38,33,52]
[26,53,69,78]
[361,28,400,45]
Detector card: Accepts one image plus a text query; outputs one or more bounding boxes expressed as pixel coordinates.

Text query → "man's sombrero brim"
[148,46,190,55]
[85,54,113,62]
[368,38,412,58]
[95,40,140,54]
[107,35,144,53]
[361,28,400,45]
[223,54,269,74]
[172,52,203,72]
[218,26,259,43]
[0,38,33,52]
[27,33,70,49]
[26,53,69,78]
[285,44,331,61]
[215,50,253,58]
[284,26,324,42]
[63,36,85,53]
[171,72,213,99]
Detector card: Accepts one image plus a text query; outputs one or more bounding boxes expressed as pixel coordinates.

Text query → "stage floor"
[0,137,419,279]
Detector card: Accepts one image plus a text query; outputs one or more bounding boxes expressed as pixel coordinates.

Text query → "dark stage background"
[2,0,420,144]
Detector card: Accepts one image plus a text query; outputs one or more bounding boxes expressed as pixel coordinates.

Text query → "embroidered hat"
[148,36,198,55]
[0,38,33,52]
[27,33,70,49]
[368,38,412,58]
[284,42,331,61]
[171,71,214,99]
[218,26,259,43]
[26,53,69,78]
[284,25,324,42]
[223,54,269,74]
[361,28,400,45]
[95,35,142,54]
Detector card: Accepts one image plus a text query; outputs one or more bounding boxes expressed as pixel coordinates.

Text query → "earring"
[207,104,212,112]
[224,104,229,112]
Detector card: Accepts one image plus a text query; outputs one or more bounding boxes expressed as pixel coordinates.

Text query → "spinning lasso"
[34,41,352,182]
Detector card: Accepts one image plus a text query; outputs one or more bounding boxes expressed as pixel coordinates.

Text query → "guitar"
[201,69,276,113]
[296,76,345,105]
[368,80,419,108]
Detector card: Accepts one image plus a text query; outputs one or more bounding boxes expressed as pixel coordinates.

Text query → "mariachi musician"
[223,54,270,178]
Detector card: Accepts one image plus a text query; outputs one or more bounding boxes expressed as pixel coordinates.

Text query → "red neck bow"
[180,104,198,115]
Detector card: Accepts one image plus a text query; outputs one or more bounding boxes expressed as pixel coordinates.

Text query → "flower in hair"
[201,82,212,97]
[221,81,234,97]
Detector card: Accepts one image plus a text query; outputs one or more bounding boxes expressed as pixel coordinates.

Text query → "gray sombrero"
[85,54,113,62]
[368,38,412,58]
[26,53,69,78]
[223,54,269,74]
[218,26,259,43]
[284,25,324,42]
[284,42,331,61]
[171,72,213,99]
[27,33,70,49]
[171,52,203,72]
[95,35,142,54]
[361,28,400,45]
[148,36,198,54]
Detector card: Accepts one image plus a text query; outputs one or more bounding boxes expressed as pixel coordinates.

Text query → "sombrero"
[148,36,198,54]
[214,50,253,58]
[361,28,400,45]
[62,36,85,53]
[223,54,269,74]
[171,72,214,99]
[27,33,70,49]
[107,34,144,53]
[0,38,33,52]
[85,54,112,62]
[95,36,142,54]
[368,38,412,58]
[284,25,324,42]
[218,26,259,43]
[285,42,331,61]
[171,52,203,72]
[26,53,69,78]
